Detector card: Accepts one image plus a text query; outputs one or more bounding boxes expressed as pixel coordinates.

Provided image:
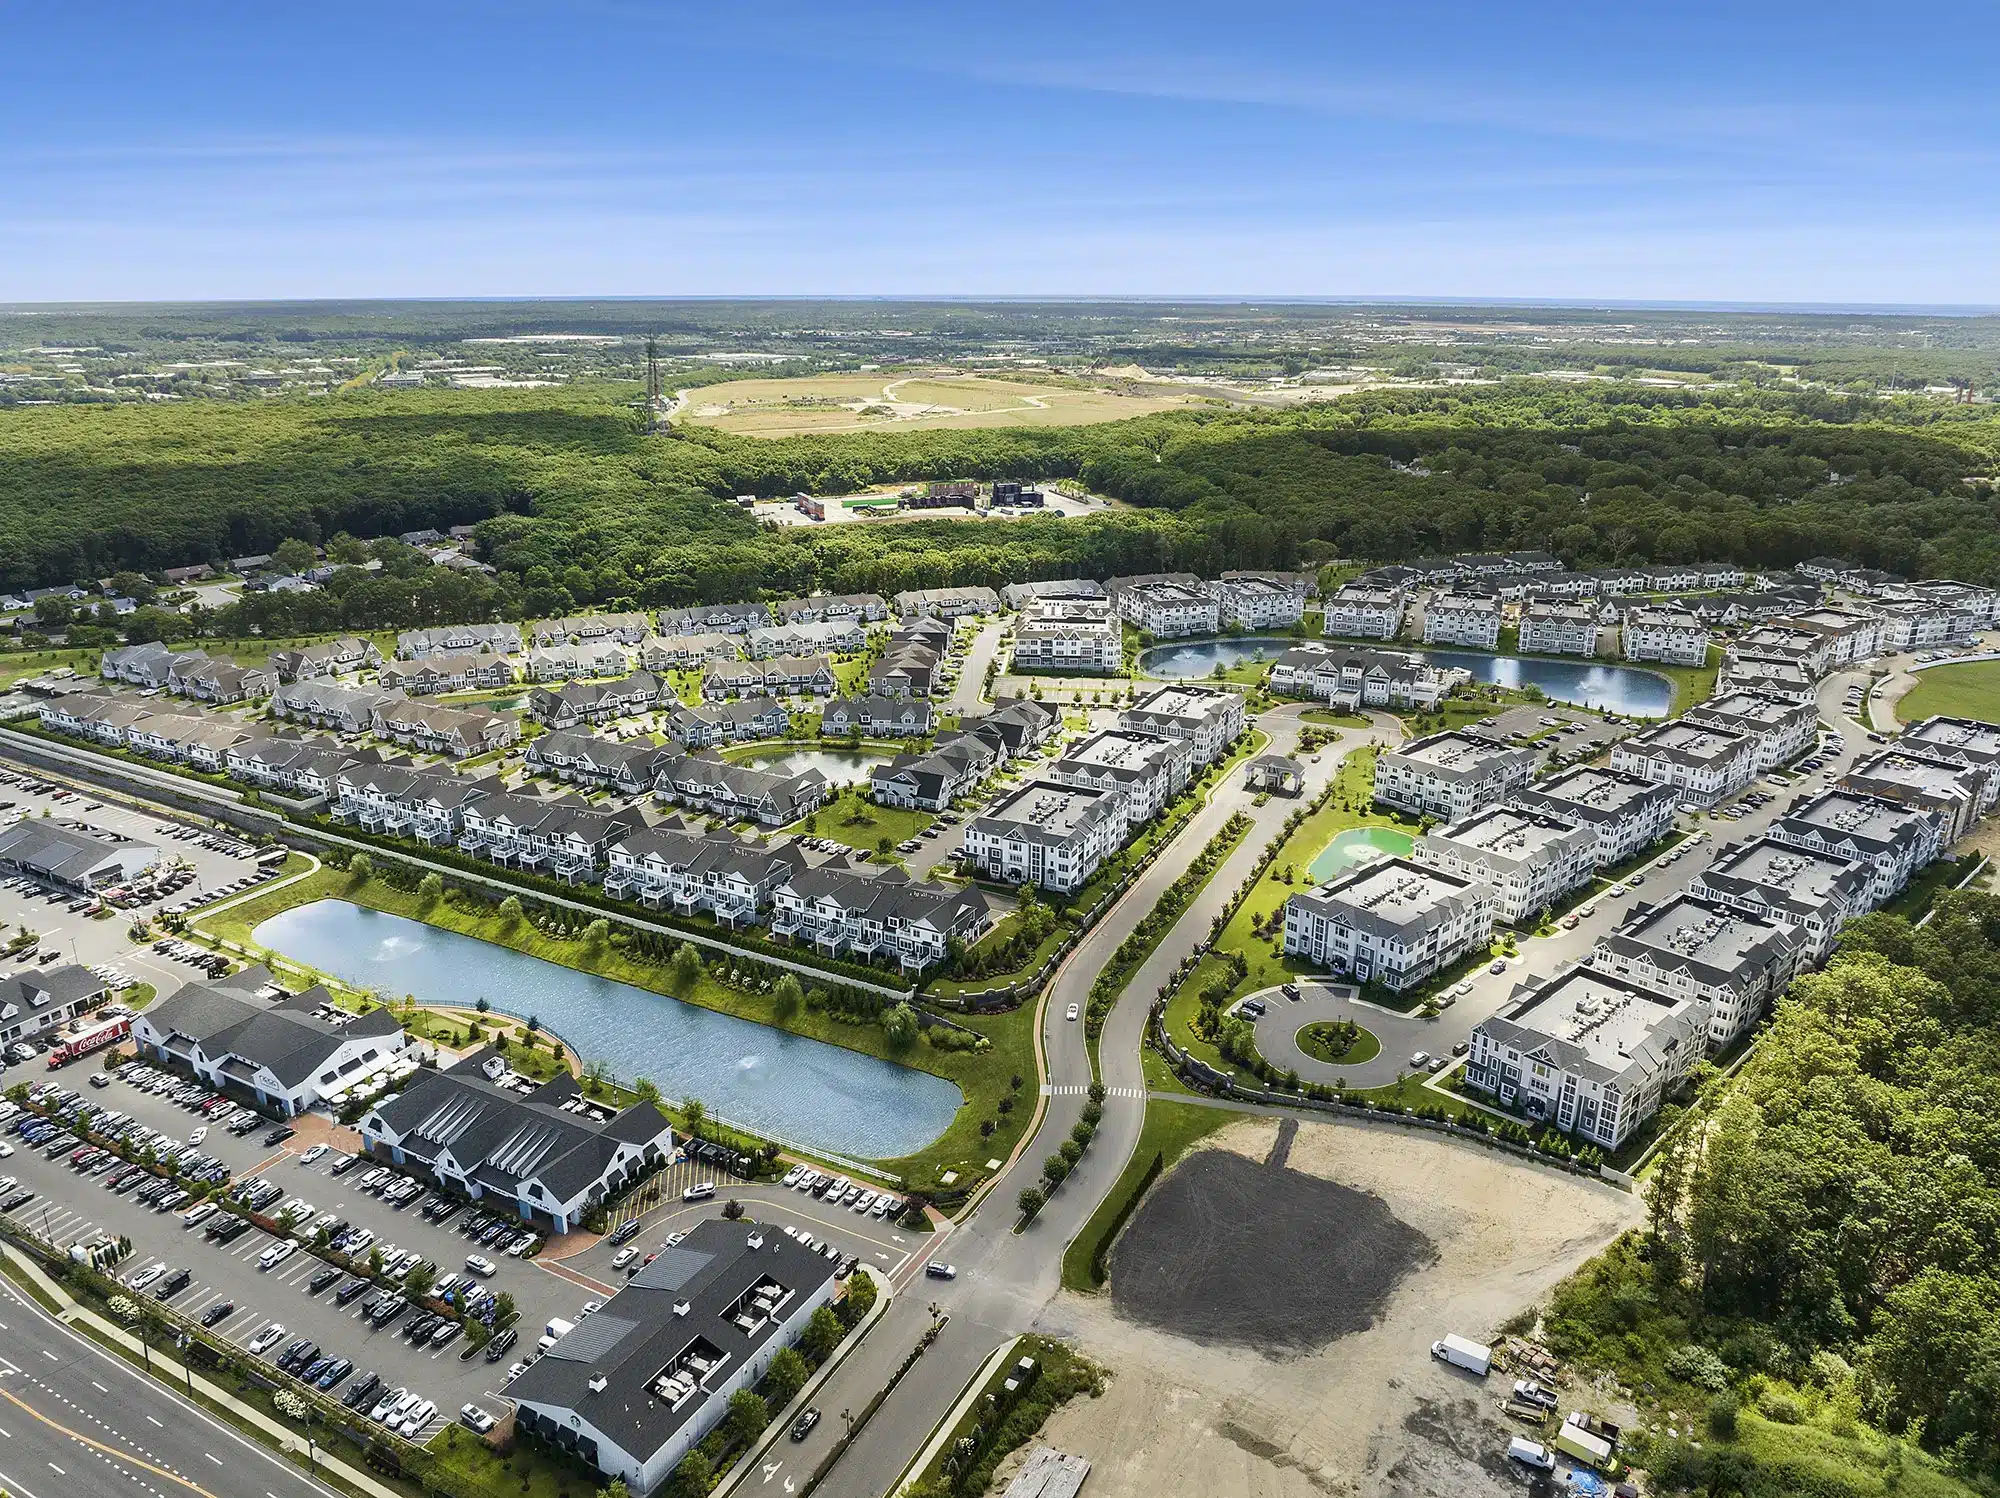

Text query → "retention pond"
[251,899,961,1160]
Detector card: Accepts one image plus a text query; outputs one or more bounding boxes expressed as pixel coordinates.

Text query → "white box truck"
[1430,1333,1492,1377]
[538,1316,576,1354]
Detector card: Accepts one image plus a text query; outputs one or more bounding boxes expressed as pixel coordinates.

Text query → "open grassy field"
[678,368,1208,437]
[1897,658,2000,723]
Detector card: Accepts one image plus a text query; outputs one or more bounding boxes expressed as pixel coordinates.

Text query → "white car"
[127,1262,166,1291]
[464,1253,497,1277]
[181,1200,217,1228]
[301,1143,328,1165]
[258,1241,295,1271]
[579,1300,603,1317]
[682,1182,715,1202]
[397,1399,437,1439]
[247,1323,286,1357]
[611,1245,640,1270]
[1065,1003,1079,1021]
[188,1126,207,1144]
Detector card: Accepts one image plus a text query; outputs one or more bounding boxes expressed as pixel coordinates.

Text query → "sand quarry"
[1022,1114,1641,1498]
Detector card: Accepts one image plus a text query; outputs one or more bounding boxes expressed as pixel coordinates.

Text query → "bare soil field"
[1027,1113,1642,1498]
[677,369,1207,437]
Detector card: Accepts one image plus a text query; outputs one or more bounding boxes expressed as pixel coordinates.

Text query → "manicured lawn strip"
[190,865,1032,1186]
[0,646,100,686]
[1896,658,2000,723]
[1300,707,1369,728]
[1881,851,1982,922]
[1059,1100,1230,1291]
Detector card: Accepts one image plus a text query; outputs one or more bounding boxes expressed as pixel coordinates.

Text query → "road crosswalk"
[1040,1084,1144,1099]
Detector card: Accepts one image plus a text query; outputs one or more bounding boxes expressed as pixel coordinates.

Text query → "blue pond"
[251,900,962,1160]
[1138,636,1672,716]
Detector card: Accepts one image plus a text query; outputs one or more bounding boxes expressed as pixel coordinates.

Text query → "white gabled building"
[1117,580,1220,638]
[1518,600,1599,658]
[1610,721,1757,808]
[1688,836,1875,965]
[1048,729,1194,823]
[1011,611,1121,673]
[1511,767,1680,868]
[963,780,1128,894]
[1414,806,1596,927]
[1898,717,2000,813]
[1373,729,1536,821]
[1766,789,1945,908]
[1423,592,1501,649]
[1118,684,1245,766]
[1621,606,1710,666]
[1466,967,1704,1150]
[1683,691,1818,771]
[1213,573,1304,630]
[1590,893,1800,1050]
[1322,585,1406,641]
[1282,857,1496,993]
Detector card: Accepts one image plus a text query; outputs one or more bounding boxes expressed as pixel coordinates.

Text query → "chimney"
[587,1375,607,1394]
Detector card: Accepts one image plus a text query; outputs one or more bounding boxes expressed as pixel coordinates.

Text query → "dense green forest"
[1,380,1997,609]
[1549,893,2000,1493]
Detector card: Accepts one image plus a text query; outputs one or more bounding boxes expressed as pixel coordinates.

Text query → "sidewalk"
[1,1242,403,1498]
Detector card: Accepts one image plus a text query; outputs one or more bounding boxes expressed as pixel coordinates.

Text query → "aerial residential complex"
[1282,857,1496,992]
[1414,806,1596,926]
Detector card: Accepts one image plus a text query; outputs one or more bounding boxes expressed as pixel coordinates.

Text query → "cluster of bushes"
[1016,1086,1105,1224]
[946,890,1062,980]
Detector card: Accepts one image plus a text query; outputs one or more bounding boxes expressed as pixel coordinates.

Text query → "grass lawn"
[0,646,100,686]
[792,785,934,853]
[1896,658,2000,723]
[1298,1020,1380,1065]
[1646,643,1721,715]
[1880,851,1982,921]
[191,864,1027,1188]
[833,655,871,693]
[1301,707,1370,728]
[1060,1099,1231,1291]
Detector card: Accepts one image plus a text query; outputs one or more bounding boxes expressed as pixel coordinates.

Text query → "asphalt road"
[776,706,1391,1498]
[0,1264,338,1498]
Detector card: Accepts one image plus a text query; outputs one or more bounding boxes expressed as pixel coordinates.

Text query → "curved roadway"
[782,706,1397,1497]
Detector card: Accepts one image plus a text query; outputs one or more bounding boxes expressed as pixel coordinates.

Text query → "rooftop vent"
[587,1374,607,1394]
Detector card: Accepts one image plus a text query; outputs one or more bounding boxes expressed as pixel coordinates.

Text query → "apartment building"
[168,658,274,704]
[963,780,1128,893]
[1736,624,1834,679]
[1518,600,1600,657]
[270,681,401,739]
[1282,857,1496,993]
[333,764,491,845]
[1591,893,1799,1050]
[819,695,935,738]
[891,586,1000,620]
[101,641,208,690]
[657,602,772,636]
[1898,716,2000,812]
[373,700,520,758]
[1683,691,1817,771]
[394,623,522,659]
[1466,967,1703,1150]
[1423,592,1502,649]
[654,752,827,826]
[1213,573,1305,630]
[1266,645,1463,710]
[1718,651,1818,703]
[526,732,678,795]
[531,612,654,648]
[378,651,517,695]
[1511,766,1680,867]
[603,822,808,922]
[1414,807,1595,927]
[1840,747,1992,843]
[1011,611,1121,673]
[1322,585,1406,641]
[771,865,990,971]
[641,633,743,671]
[661,699,791,751]
[1048,729,1195,822]
[457,792,639,882]
[1118,684,1245,765]
[1621,606,1710,666]
[527,671,667,729]
[1373,729,1536,821]
[1610,721,1757,808]
[1000,579,1106,610]
[1689,836,1875,964]
[1786,607,1886,666]
[770,592,890,625]
[1767,789,1944,907]
[743,619,867,660]
[1117,580,1220,638]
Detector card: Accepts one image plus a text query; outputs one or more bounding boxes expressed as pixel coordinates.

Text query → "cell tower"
[644,336,664,433]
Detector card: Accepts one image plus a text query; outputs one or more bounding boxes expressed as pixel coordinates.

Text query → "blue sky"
[5,1,1996,304]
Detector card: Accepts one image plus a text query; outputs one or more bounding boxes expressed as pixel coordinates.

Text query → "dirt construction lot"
[1029,1115,1643,1498]
[678,370,1207,436]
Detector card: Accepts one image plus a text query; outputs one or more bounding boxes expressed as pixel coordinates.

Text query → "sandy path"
[1023,1116,1641,1498]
